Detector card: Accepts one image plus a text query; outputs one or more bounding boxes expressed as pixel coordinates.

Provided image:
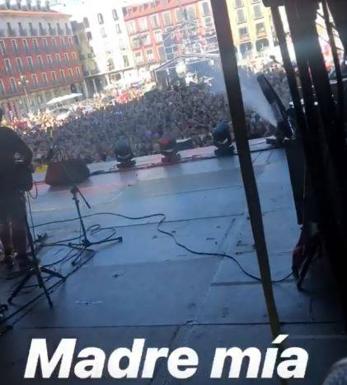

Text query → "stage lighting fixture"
[212,121,235,157]
[114,138,136,168]
[159,136,181,163]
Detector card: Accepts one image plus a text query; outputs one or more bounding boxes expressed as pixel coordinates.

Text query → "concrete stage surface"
[0,141,345,384]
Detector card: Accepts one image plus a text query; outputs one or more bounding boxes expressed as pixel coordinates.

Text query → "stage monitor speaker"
[45,160,90,186]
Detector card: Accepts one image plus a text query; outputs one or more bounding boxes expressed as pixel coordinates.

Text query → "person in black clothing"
[0,108,33,268]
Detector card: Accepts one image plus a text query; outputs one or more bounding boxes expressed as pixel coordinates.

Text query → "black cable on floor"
[32,211,293,283]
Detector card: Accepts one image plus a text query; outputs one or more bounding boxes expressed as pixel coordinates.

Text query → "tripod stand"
[68,185,123,251]
[8,201,65,306]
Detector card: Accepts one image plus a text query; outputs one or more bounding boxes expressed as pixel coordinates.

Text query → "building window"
[237,9,246,24]
[42,73,48,84]
[55,53,61,62]
[127,20,136,34]
[27,57,34,70]
[65,23,71,34]
[33,39,38,49]
[0,40,5,55]
[150,14,159,28]
[64,53,69,62]
[16,57,23,72]
[115,23,121,34]
[123,55,129,67]
[11,39,18,52]
[83,17,90,28]
[176,8,185,22]
[240,42,253,57]
[256,22,266,36]
[31,74,38,85]
[142,34,150,46]
[7,22,15,36]
[146,49,153,62]
[47,55,53,64]
[10,78,17,92]
[234,0,244,8]
[239,26,249,39]
[253,4,263,19]
[155,30,162,43]
[37,55,43,67]
[51,71,57,81]
[158,46,165,61]
[162,11,172,26]
[185,5,196,20]
[97,13,104,25]
[23,39,29,51]
[75,67,81,77]
[43,38,48,47]
[4,58,12,73]
[135,51,143,64]
[86,31,92,40]
[256,38,269,51]
[204,16,213,28]
[100,27,107,38]
[60,69,65,79]
[112,9,118,20]
[201,2,210,16]
[138,17,148,32]
[0,80,5,95]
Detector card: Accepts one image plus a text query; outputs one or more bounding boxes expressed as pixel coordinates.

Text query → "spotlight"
[159,135,181,163]
[114,137,136,168]
[212,121,235,157]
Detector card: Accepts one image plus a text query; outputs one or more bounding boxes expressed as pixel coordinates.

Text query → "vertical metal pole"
[270,6,306,135]
[322,0,344,129]
[210,0,281,338]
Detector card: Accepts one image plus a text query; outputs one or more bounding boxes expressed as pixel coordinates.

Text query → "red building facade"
[0,4,84,118]
[123,0,216,68]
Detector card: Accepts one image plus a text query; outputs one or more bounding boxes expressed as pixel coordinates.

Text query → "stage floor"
[0,142,345,384]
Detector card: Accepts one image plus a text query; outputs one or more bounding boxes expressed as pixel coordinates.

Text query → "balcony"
[256,30,267,39]
[57,27,64,36]
[239,34,250,42]
[39,28,47,36]
[49,27,57,36]
[0,29,5,37]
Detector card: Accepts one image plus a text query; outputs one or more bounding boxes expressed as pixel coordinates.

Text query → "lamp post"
[18,74,31,114]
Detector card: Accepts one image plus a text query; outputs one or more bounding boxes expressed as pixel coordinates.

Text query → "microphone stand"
[68,184,123,250]
[53,147,122,256]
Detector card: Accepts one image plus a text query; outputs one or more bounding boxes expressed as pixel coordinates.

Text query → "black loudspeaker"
[45,160,90,186]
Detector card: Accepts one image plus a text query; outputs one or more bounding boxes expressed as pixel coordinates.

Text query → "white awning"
[46,93,83,106]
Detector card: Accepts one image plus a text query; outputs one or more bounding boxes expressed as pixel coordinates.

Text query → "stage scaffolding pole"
[210,0,281,339]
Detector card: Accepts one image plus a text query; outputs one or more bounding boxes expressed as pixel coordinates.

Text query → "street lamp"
[17,74,31,114]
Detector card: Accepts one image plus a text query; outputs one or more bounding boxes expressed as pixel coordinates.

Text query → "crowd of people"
[5,66,290,164]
